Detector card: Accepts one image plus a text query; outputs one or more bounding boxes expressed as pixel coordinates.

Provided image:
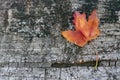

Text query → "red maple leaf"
[62,10,100,47]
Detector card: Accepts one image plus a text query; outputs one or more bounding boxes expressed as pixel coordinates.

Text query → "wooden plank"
[0,0,120,80]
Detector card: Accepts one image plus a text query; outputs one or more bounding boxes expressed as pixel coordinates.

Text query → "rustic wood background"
[0,0,120,80]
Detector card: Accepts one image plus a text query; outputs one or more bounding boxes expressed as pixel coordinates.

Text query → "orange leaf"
[87,10,100,40]
[62,30,88,47]
[62,10,100,47]
[73,11,89,38]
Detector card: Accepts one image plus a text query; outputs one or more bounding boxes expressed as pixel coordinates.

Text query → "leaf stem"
[90,42,99,69]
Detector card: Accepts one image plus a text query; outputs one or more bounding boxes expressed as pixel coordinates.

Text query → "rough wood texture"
[0,0,120,80]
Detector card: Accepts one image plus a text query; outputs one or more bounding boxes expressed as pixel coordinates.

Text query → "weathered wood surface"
[0,0,120,80]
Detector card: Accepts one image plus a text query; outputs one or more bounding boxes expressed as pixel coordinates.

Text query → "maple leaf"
[62,10,100,47]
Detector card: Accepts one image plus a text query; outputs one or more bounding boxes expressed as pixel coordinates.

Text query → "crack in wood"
[51,59,118,68]
[0,59,118,68]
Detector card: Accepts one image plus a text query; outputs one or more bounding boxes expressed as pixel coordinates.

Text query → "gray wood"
[0,0,120,80]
